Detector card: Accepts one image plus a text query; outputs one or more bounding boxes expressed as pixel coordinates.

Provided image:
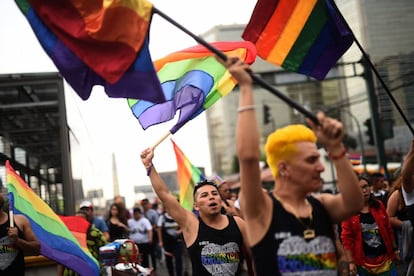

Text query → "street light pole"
[342,110,367,174]
[362,57,389,178]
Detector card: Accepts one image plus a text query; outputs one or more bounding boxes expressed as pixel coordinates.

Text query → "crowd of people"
[1,56,413,276]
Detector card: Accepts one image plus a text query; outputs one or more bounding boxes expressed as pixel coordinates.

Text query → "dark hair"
[368,194,381,210]
[358,175,371,186]
[0,194,4,211]
[358,175,381,209]
[133,207,142,214]
[371,172,384,178]
[193,179,218,197]
[107,202,128,225]
[141,198,150,205]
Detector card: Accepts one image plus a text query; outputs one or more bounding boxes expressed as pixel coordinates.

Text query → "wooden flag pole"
[151,131,171,150]
[153,7,319,126]
[9,202,14,228]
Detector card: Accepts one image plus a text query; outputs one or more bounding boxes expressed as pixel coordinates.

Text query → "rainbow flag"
[242,0,354,80]
[15,0,165,103]
[59,215,90,253]
[128,41,256,134]
[348,154,362,166]
[6,161,100,276]
[171,139,205,211]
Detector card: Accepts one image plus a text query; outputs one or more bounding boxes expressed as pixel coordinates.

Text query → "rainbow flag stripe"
[15,0,165,103]
[348,154,362,166]
[6,161,99,276]
[171,139,205,211]
[59,215,90,253]
[242,0,353,80]
[128,41,256,134]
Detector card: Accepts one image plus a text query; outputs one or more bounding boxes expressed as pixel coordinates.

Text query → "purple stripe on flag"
[27,7,164,102]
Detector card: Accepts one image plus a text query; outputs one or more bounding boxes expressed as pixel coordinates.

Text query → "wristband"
[328,147,347,160]
[146,163,153,176]
[237,105,256,113]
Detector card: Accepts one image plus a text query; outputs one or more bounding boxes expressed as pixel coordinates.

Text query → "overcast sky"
[0,0,256,207]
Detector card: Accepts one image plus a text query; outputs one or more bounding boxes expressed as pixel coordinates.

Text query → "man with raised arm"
[222,55,363,275]
[140,147,250,275]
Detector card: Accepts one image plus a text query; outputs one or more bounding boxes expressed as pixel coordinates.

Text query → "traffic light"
[363,118,374,145]
[263,104,271,124]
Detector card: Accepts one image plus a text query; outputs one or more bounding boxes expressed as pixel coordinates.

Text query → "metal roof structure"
[0,72,74,214]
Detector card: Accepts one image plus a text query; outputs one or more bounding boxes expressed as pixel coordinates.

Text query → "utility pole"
[343,110,367,174]
[362,57,389,178]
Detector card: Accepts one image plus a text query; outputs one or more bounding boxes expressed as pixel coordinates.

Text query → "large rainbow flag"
[59,215,91,254]
[128,41,256,134]
[171,139,205,211]
[6,160,100,276]
[15,0,165,103]
[242,0,354,80]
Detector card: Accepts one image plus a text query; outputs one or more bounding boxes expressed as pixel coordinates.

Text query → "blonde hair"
[265,125,316,178]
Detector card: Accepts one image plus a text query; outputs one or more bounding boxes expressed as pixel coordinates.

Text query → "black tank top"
[395,189,409,221]
[406,203,414,243]
[251,194,338,275]
[187,215,244,275]
[0,214,25,276]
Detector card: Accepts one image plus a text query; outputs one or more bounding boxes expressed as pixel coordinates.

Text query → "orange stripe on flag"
[256,0,298,58]
[267,0,317,65]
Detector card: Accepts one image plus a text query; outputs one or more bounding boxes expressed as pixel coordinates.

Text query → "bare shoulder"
[233,215,246,226]
[14,214,30,225]
[181,212,200,246]
[389,189,400,199]
[13,214,32,232]
[314,192,334,204]
[313,193,338,211]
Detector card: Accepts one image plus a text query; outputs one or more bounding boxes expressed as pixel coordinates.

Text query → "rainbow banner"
[15,0,165,103]
[171,139,205,211]
[6,161,100,276]
[348,154,362,166]
[242,0,353,80]
[59,215,90,253]
[128,41,256,134]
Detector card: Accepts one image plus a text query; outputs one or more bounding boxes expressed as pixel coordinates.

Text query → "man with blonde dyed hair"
[219,55,364,275]
[265,124,317,179]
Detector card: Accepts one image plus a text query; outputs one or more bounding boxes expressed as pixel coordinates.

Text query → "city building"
[202,25,348,181]
[203,0,414,184]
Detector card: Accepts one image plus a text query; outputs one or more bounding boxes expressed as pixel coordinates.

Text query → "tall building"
[339,0,414,157]
[203,1,414,178]
[202,25,348,176]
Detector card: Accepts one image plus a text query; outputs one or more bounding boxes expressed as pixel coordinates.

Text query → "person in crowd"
[223,55,363,275]
[141,198,159,271]
[0,193,40,275]
[213,175,240,217]
[401,138,414,275]
[79,200,110,241]
[58,210,108,276]
[106,202,129,241]
[320,186,349,275]
[371,172,389,207]
[383,178,391,194]
[386,174,413,274]
[140,147,250,275]
[157,207,184,276]
[341,175,399,275]
[128,207,153,269]
[114,195,131,219]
